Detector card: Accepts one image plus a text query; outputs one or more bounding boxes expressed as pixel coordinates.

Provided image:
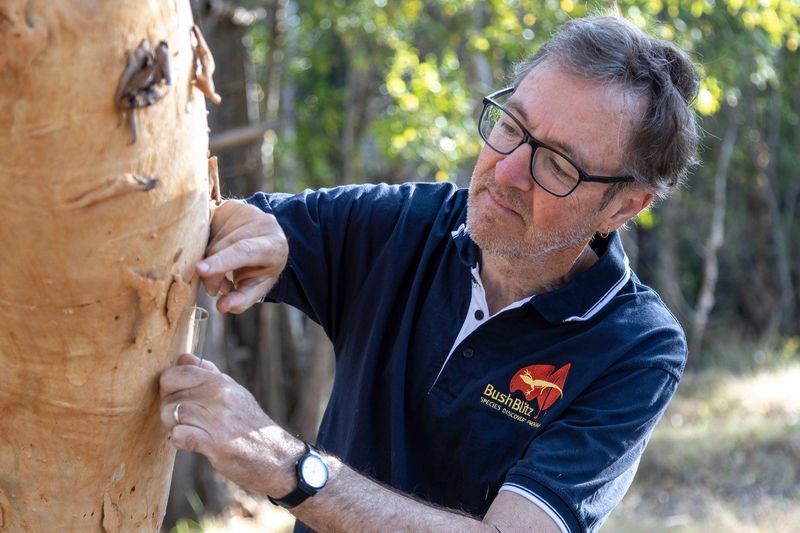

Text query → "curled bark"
[0,1,212,530]
[190,24,221,105]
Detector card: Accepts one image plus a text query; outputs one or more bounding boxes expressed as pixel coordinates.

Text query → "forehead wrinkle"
[506,98,590,171]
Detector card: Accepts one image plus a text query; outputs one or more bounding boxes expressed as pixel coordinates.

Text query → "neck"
[480,241,598,315]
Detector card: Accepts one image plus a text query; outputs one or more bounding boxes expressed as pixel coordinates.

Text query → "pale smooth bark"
[689,117,738,356]
[0,1,211,530]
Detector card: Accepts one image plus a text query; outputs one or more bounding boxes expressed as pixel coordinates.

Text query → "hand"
[159,354,303,496]
[199,199,288,314]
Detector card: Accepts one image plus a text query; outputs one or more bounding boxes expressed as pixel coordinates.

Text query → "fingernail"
[197,261,210,273]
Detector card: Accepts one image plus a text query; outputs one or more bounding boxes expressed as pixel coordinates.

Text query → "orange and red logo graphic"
[509,363,571,415]
[480,363,571,427]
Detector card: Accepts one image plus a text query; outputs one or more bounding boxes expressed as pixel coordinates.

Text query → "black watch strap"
[268,486,310,509]
[268,442,327,510]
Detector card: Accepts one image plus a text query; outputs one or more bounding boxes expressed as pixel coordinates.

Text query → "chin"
[468,204,594,260]
[467,204,531,257]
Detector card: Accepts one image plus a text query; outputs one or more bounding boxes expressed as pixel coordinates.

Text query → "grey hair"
[512,15,700,200]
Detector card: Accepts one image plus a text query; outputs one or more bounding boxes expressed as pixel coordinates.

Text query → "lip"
[485,188,520,218]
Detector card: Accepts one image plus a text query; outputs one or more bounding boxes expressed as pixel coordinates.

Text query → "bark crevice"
[59,173,159,210]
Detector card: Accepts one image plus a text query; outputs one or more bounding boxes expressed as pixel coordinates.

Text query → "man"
[160,14,699,532]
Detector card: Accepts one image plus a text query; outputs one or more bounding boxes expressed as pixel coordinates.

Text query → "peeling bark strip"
[115,39,172,144]
[101,492,121,532]
[190,25,221,104]
[208,156,221,204]
[0,0,47,73]
[165,274,192,329]
[1,3,207,529]
[58,173,159,210]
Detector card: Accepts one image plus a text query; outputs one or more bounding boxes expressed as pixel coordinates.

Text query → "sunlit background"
[167,1,800,531]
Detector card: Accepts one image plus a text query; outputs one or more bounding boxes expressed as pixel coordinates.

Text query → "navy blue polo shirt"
[245,182,686,533]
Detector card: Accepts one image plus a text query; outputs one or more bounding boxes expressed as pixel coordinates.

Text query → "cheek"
[526,193,586,232]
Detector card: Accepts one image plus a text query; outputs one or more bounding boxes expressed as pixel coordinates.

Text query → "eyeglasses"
[478,87,635,197]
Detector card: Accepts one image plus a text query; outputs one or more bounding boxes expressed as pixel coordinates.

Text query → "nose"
[493,143,533,192]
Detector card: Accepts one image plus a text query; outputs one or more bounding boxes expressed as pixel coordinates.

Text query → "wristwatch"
[268,442,329,509]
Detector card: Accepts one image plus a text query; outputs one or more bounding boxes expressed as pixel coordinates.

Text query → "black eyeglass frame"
[480,87,636,197]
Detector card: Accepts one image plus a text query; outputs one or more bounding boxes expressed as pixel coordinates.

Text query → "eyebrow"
[506,99,589,170]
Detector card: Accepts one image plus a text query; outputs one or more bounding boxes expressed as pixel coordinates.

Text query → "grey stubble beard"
[466,173,598,260]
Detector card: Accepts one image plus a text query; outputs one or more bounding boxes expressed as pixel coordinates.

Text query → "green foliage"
[257,0,798,184]
[246,0,800,343]
[170,518,202,533]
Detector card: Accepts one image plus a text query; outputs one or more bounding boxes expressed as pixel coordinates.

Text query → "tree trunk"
[0,2,211,530]
[656,201,691,326]
[689,117,738,356]
[761,61,795,332]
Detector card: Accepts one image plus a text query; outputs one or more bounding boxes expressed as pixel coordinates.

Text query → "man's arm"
[291,459,562,533]
[159,355,563,533]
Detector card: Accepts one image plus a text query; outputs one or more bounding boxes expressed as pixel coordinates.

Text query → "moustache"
[476,172,528,216]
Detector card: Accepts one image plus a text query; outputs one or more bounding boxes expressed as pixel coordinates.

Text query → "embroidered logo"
[480,363,571,428]
[510,364,571,413]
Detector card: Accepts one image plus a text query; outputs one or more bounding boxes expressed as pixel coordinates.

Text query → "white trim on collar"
[451,223,467,239]
[562,255,631,323]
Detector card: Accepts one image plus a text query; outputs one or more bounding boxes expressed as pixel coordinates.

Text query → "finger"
[218,278,233,296]
[161,400,182,431]
[176,353,202,366]
[202,273,227,297]
[170,424,211,455]
[159,364,210,398]
[208,199,243,236]
[206,215,262,258]
[216,276,274,314]
[198,238,262,279]
[206,274,236,298]
[206,211,285,262]
[208,267,255,301]
[201,268,234,297]
[176,353,220,372]
[164,399,211,428]
[231,266,268,285]
[207,201,264,253]
[160,399,201,431]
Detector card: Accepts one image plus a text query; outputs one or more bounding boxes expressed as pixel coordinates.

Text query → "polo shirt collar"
[530,231,631,324]
[451,227,631,324]
[451,223,479,268]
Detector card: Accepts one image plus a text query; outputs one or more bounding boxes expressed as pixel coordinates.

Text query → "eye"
[549,157,567,176]
[544,151,577,183]
[498,117,521,137]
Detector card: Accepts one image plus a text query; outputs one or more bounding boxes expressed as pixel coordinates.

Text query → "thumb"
[176,353,220,372]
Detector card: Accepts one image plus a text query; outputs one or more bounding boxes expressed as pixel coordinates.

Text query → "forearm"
[159,361,556,532]
[290,454,495,533]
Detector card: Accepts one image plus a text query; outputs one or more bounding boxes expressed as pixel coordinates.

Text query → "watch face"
[300,455,328,489]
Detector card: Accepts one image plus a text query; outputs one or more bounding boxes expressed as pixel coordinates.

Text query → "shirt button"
[462,348,474,359]
[474,309,485,320]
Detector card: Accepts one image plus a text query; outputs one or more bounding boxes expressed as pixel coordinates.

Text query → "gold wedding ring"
[173,402,183,426]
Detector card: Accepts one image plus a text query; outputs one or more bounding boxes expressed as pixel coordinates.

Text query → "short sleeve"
[244,182,459,342]
[501,365,680,532]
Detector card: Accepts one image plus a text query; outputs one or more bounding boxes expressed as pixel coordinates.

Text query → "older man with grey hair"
[159,14,699,533]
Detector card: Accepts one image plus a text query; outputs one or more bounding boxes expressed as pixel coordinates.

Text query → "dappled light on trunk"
[0,1,216,529]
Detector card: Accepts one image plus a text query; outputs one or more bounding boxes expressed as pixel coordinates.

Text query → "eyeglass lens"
[479,101,580,196]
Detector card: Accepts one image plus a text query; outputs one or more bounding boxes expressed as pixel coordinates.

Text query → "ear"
[600,189,654,233]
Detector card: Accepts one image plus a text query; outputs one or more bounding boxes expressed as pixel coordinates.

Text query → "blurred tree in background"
[247,0,799,353]
[167,0,799,529]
